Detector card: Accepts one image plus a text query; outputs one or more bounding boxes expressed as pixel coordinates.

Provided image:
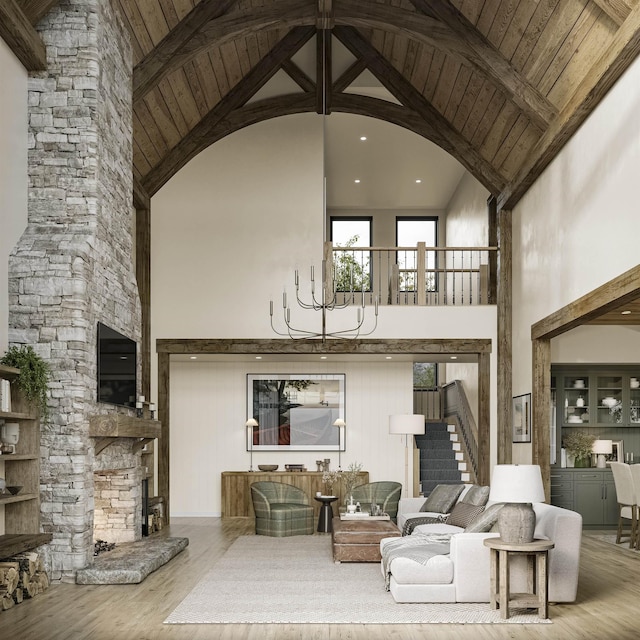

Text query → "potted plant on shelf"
[0,345,51,421]
[563,430,596,468]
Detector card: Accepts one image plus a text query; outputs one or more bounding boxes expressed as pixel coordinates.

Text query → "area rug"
[165,535,550,624]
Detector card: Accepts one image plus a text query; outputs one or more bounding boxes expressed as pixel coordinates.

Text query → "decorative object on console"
[593,439,613,468]
[257,465,278,472]
[488,464,546,544]
[322,470,339,495]
[332,419,346,468]
[563,430,596,468]
[0,421,20,454]
[389,414,425,497]
[245,418,258,471]
[341,461,363,504]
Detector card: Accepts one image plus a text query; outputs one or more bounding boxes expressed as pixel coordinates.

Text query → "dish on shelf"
[257,464,278,472]
[601,397,618,408]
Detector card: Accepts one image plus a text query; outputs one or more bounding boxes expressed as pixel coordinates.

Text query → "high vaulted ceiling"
[4,0,640,211]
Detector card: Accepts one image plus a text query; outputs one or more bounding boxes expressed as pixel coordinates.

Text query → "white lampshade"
[333,419,346,428]
[389,414,425,435]
[489,464,545,504]
[245,418,258,428]
[592,439,613,455]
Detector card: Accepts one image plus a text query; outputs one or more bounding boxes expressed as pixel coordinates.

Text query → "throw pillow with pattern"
[419,483,465,514]
[463,502,505,533]
[460,484,490,507]
[447,501,485,528]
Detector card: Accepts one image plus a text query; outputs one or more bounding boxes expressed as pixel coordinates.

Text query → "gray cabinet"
[550,469,617,528]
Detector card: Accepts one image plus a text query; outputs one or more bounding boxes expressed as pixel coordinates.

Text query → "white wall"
[0,40,28,354]
[152,115,497,516]
[552,325,640,363]
[511,55,640,460]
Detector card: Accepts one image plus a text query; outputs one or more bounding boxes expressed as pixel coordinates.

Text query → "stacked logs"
[0,552,49,611]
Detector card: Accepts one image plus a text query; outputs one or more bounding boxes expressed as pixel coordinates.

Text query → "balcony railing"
[325,242,497,307]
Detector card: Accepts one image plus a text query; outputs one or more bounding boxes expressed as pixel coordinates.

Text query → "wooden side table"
[483,537,555,619]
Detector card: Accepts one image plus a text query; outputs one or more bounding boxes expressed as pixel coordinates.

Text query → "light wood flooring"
[0,520,638,640]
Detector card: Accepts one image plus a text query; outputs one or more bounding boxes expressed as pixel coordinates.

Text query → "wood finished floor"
[0,520,638,640]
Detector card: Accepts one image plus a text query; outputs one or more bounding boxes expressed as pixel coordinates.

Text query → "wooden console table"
[221,471,369,520]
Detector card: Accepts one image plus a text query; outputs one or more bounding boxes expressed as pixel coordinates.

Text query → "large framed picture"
[247,373,346,451]
[512,393,532,443]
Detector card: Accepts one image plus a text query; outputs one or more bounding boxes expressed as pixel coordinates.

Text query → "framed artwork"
[247,373,346,451]
[610,440,624,463]
[512,393,532,443]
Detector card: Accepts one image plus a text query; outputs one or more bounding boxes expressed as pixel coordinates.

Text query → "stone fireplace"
[7,1,142,581]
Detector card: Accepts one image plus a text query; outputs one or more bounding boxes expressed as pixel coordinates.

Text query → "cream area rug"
[165,535,550,625]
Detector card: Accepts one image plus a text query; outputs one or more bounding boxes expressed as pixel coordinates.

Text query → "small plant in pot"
[1,345,51,422]
[563,430,596,468]
[341,461,363,509]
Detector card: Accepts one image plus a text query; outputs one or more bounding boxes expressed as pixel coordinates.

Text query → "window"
[330,217,372,292]
[413,362,437,388]
[396,217,437,292]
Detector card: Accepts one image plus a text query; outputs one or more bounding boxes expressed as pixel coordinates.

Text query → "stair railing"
[441,380,478,482]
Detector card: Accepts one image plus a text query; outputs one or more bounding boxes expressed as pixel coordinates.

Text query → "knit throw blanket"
[401,515,447,536]
[381,533,453,590]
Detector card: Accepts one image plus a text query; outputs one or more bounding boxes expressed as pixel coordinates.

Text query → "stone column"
[9,0,141,581]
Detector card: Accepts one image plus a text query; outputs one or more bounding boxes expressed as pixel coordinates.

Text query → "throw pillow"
[419,484,465,514]
[447,502,485,528]
[460,484,490,507]
[463,503,505,533]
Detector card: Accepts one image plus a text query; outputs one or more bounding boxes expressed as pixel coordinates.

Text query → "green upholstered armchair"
[250,481,315,537]
[349,481,402,523]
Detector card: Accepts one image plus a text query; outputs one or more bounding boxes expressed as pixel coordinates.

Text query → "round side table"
[483,537,555,619]
[314,495,338,533]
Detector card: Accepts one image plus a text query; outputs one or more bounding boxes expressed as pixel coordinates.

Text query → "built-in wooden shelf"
[0,410,36,421]
[89,414,161,455]
[0,533,53,559]
[0,493,37,505]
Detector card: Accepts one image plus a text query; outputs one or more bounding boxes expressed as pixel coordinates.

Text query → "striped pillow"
[419,484,465,514]
[447,502,485,528]
[464,503,505,533]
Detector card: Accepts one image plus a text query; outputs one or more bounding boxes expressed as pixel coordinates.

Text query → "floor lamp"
[246,418,258,471]
[332,419,346,470]
[389,414,425,497]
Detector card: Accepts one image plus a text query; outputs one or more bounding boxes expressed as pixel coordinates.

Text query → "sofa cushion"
[419,484,464,514]
[459,485,490,507]
[447,502,485,528]
[463,502,504,532]
[387,553,454,585]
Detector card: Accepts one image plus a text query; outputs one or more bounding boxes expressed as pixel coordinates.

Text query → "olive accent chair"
[250,481,315,537]
[348,481,403,523]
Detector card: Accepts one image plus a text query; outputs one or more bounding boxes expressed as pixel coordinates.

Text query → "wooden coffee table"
[331,516,401,562]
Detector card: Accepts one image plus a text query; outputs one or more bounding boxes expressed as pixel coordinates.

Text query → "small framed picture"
[512,393,532,443]
[610,440,624,463]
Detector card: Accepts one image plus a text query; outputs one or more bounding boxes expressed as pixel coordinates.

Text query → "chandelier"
[269,18,378,342]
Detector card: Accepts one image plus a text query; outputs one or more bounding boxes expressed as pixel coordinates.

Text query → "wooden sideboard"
[221,471,369,519]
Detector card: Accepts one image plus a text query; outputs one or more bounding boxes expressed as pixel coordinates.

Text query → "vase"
[574,456,590,468]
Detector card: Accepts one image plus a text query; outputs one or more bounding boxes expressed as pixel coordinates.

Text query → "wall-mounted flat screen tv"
[97,322,137,408]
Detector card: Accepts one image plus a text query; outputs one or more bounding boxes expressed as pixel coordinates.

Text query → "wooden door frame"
[531,265,640,499]
[155,337,493,522]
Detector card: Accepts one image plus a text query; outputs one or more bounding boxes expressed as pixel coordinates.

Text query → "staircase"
[415,422,470,495]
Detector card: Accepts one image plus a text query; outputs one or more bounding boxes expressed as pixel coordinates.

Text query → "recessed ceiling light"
[360,136,367,141]
[354,179,361,183]
[450,356,458,360]
[415,179,422,184]
[621,310,632,315]
[320,356,327,360]
[385,356,392,360]
[189,356,197,360]
[255,356,262,360]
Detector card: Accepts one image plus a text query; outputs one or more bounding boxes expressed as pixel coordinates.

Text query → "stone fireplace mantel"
[89,414,161,455]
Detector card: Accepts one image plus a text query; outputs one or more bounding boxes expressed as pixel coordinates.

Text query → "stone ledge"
[75,536,188,584]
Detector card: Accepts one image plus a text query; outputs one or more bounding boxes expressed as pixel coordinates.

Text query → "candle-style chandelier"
[269,17,379,342]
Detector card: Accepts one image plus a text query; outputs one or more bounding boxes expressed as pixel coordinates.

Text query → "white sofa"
[382,499,583,604]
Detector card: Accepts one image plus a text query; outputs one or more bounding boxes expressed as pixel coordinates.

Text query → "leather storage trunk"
[331,518,401,562]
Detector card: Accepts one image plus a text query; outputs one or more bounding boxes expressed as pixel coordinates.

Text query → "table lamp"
[332,419,346,470]
[592,439,613,468]
[389,414,425,497]
[245,419,258,472]
[488,464,545,544]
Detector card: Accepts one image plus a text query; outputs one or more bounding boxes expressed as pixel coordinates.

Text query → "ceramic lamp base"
[497,502,536,544]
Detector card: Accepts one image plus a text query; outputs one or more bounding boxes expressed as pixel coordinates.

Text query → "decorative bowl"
[602,397,618,408]
[258,465,278,472]
[6,485,23,495]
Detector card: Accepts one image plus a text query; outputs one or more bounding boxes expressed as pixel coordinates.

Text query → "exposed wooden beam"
[136,205,151,400]
[590,0,631,26]
[334,26,506,194]
[133,174,150,211]
[333,57,367,93]
[16,0,60,24]
[531,264,640,341]
[408,0,555,130]
[0,0,47,70]
[141,27,315,196]
[498,3,640,211]
[317,29,331,114]
[133,0,316,103]
[133,0,237,103]
[281,59,315,92]
[477,351,491,486]
[532,338,551,500]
